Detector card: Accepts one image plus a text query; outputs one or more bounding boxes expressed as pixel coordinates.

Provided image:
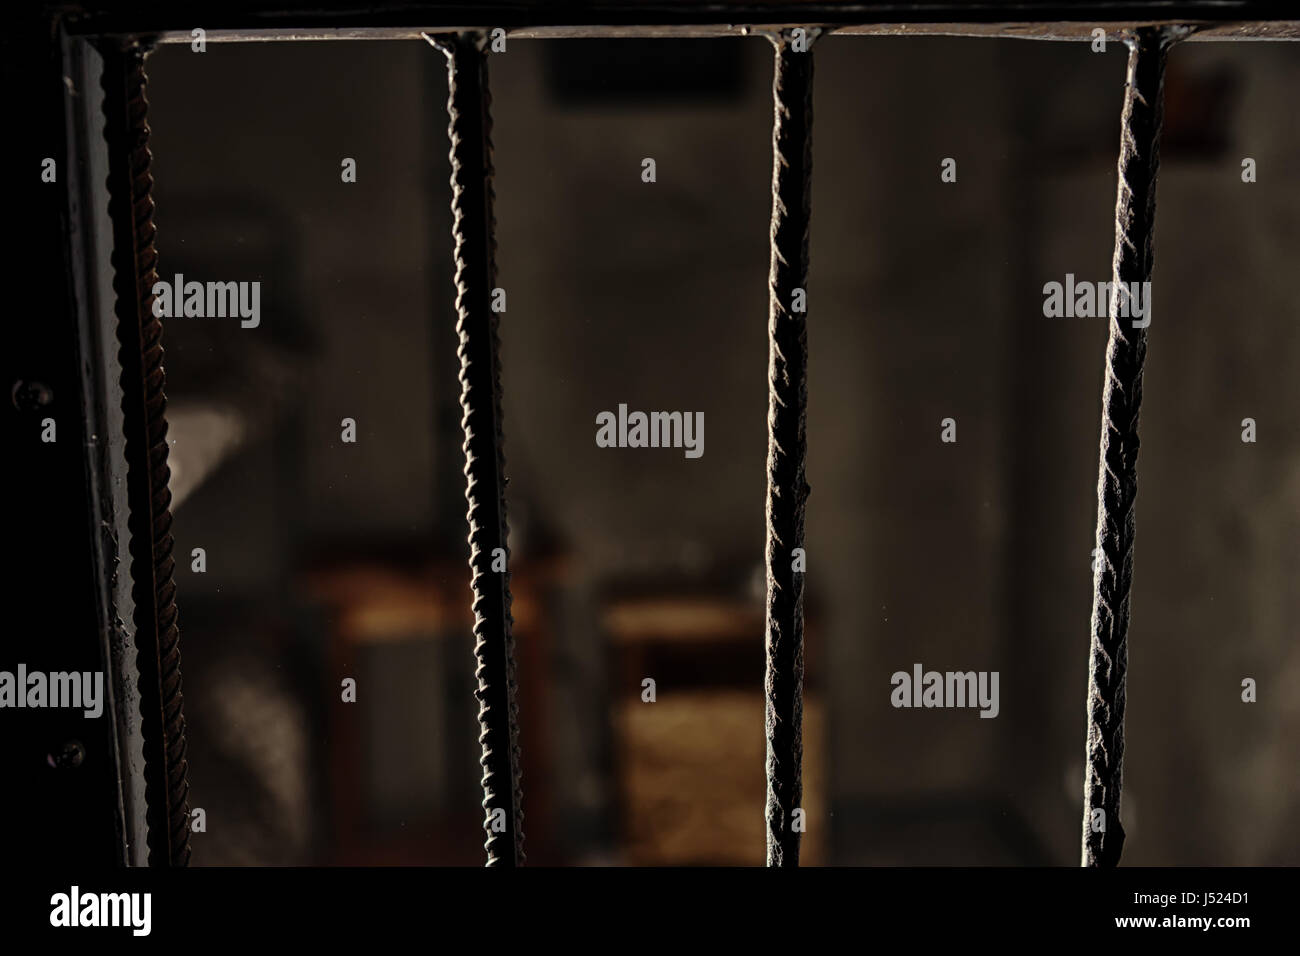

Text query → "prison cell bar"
[54,1,1300,42]
[1082,25,1179,868]
[99,38,193,867]
[764,31,815,868]
[429,31,526,867]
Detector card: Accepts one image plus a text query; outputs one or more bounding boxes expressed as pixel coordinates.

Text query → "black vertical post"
[3,16,135,868]
[428,31,525,867]
[1082,26,1179,868]
[764,29,815,868]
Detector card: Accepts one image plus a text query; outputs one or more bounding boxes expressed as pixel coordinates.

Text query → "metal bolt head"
[11,379,54,412]
[48,740,86,769]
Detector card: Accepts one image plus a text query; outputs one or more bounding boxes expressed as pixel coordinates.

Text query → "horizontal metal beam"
[48,2,1300,41]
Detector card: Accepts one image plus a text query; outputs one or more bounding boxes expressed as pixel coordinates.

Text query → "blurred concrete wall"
[147,34,1299,865]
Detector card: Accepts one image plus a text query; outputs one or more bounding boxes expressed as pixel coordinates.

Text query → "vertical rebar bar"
[428,31,525,867]
[1082,25,1180,868]
[100,38,192,867]
[764,30,815,868]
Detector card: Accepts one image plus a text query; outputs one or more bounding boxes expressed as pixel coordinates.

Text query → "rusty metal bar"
[51,1,1300,41]
[428,30,525,867]
[86,23,1300,44]
[764,28,814,869]
[99,38,193,867]
[1081,24,1180,868]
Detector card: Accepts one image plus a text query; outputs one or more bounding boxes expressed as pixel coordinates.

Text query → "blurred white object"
[166,402,246,510]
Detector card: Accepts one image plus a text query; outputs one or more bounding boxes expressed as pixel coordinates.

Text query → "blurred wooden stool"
[604,591,824,865]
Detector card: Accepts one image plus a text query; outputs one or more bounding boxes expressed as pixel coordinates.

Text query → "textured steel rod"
[100,39,192,867]
[764,30,814,869]
[428,31,525,867]
[1082,25,1179,868]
